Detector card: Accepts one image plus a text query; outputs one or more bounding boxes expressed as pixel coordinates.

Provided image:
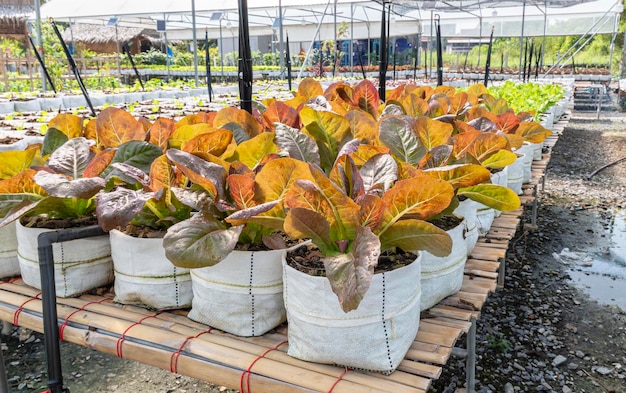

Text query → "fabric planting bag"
[110,229,192,310]
[0,222,20,279]
[514,142,534,183]
[419,219,468,311]
[17,221,113,298]
[453,199,479,256]
[187,248,286,337]
[506,153,525,195]
[283,252,422,374]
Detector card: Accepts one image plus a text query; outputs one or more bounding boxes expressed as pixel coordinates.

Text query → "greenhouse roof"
[36,0,622,42]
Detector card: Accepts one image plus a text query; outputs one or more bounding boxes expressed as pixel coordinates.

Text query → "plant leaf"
[345,109,378,144]
[300,106,352,171]
[0,149,37,180]
[34,171,104,199]
[48,113,83,139]
[422,164,491,188]
[83,149,116,178]
[415,116,453,151]
[457,184,521,212]
[481,149,518,169]
[101,140,163,179]
[330,155,364,200]
[261,101,300,131]
[227,173,256,210]
[379,219,452,256]
[352,79,379,118]
[297,77,323,100]
[183,129,233,157]
[47,137,94,178]
[231,132,278,170]
[148,118,176,152]
[515,122,551,143]
[213,107,263,143]
[166,149,226,198]
[323,225,380,312]
[170,123,214,150]
[420,145,453,168]
[359,154,398,194]
[96,107,146,148]
[163,213,242,268]
[379,115,426,166]
[378,174,454,233]
[94,188,152,231]
[255,157,313,202]
[41,127,69,156]
[274,123,320,166]
[400,93,429,118]
[466,132,508,162]
[0,169,47,202]
[284,207,333,254]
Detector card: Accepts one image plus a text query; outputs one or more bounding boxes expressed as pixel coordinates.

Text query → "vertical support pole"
[219,19,224,80]
[350,3,354,77]
[541,1,548,70]
[0,335,8,393]
[333,0,338,77]
[518,0,526,79]
[531,184,538,227]
[115,23,121,82]
[435,15,443,86]
[279,0,284,74]
[498,255,506,288]
[608,13,619,74]
[191,0,199,87]
[596,86,602,120]
[466,319,477,393]
[34,0,46,92]
[238,0,253,113]
[378,0,388,100]
[205,28,213,101]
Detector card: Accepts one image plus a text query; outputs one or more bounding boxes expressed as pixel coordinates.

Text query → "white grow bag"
[514,142,534,183]
[0,222,20,279]
[188,248,286,337]
[17,222,113,298]
[506,154,525,195]
[420,220,468,311]
[283,253,421,374]
[454,200,479,256]
[110,229,192,310]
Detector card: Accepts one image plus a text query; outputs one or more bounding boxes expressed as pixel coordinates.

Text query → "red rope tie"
[115,313,160,358]
[13,292,41,326]
[239,340,288,393]
[59,298,111,341]
[169,328,213,373]
[0,277,20,285]
[327,367,351,393]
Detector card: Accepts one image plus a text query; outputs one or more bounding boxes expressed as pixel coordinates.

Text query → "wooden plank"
[427,305,478,322]
[465,259,501,273]
[470,246,506,260]
[406,342,453,365]
[397,360,442,379]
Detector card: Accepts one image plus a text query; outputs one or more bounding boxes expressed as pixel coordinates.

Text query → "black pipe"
[357,44,367,79]
[378,1,388,100]
[500,52,504,73]
[522,38,528,82]
[463,50,468,72]
[535,45,541,79]
[205,29,213,102]
[50,19,96,117]
[38,225,107,393]
[435,15,443,86]
[527,41,534,83]
[27,34,57,93]
[238,0,253,113]
[286,33,292,91]
[484,26,494,87]
[413,40,418,81]
[392,42,397,81]
[122,42,144,91]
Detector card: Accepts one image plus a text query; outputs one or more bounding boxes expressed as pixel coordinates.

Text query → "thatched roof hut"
[61,23,166,54]
[0,0,33,42]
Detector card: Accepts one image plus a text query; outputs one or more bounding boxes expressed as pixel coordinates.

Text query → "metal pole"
[220,19,224,80]
[0,336,8,393]
[206,29,213,101]
[27,34,56,93]
[192,0,199,87]
[596,86,602,120]
[466,319,477,393]
[238,0,253,113]
[34,0,46,92]
[286,32,292,90]
[350,3,354,76]
[333,0,338,77]
[429,10,433,79]
[279,0,284,73]
[541,2,547,69]
[477,16,482,68]
[608,13,619,73]
[518,0,526,79]
[165,30,170,83]
[297,0,332,79]
[435,14,443,86]
[378,0,388,100]
[123,42,144,90]
[115,23,121,81]
[39,226,107,393]
[484,26,494,87]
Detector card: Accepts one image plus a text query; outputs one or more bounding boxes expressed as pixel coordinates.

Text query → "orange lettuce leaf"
[213,107,263,143]
[175,112,215,128]
[415,116,453,150]
[182,129,233,158]
[82,149,116,178]
[48,113,83,139]
[170,123,214,150]
[352,79,379,118]
[400,93,429,118]
[261,101,300,131]
[227,173,257,210]
[96,107,146,148]
[345,109,378,144]
[297,77,323,100]
[515,122,551,143]
[148,118,176,152]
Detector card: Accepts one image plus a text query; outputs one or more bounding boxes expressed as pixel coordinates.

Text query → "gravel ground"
[1,111,625,393]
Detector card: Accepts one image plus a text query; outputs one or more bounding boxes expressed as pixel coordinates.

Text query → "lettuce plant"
[282,154,454,312]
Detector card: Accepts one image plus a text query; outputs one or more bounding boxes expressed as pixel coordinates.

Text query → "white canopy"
[37,0,622,42]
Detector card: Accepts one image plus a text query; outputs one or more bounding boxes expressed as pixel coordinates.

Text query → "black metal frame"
[38,226,107,393]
